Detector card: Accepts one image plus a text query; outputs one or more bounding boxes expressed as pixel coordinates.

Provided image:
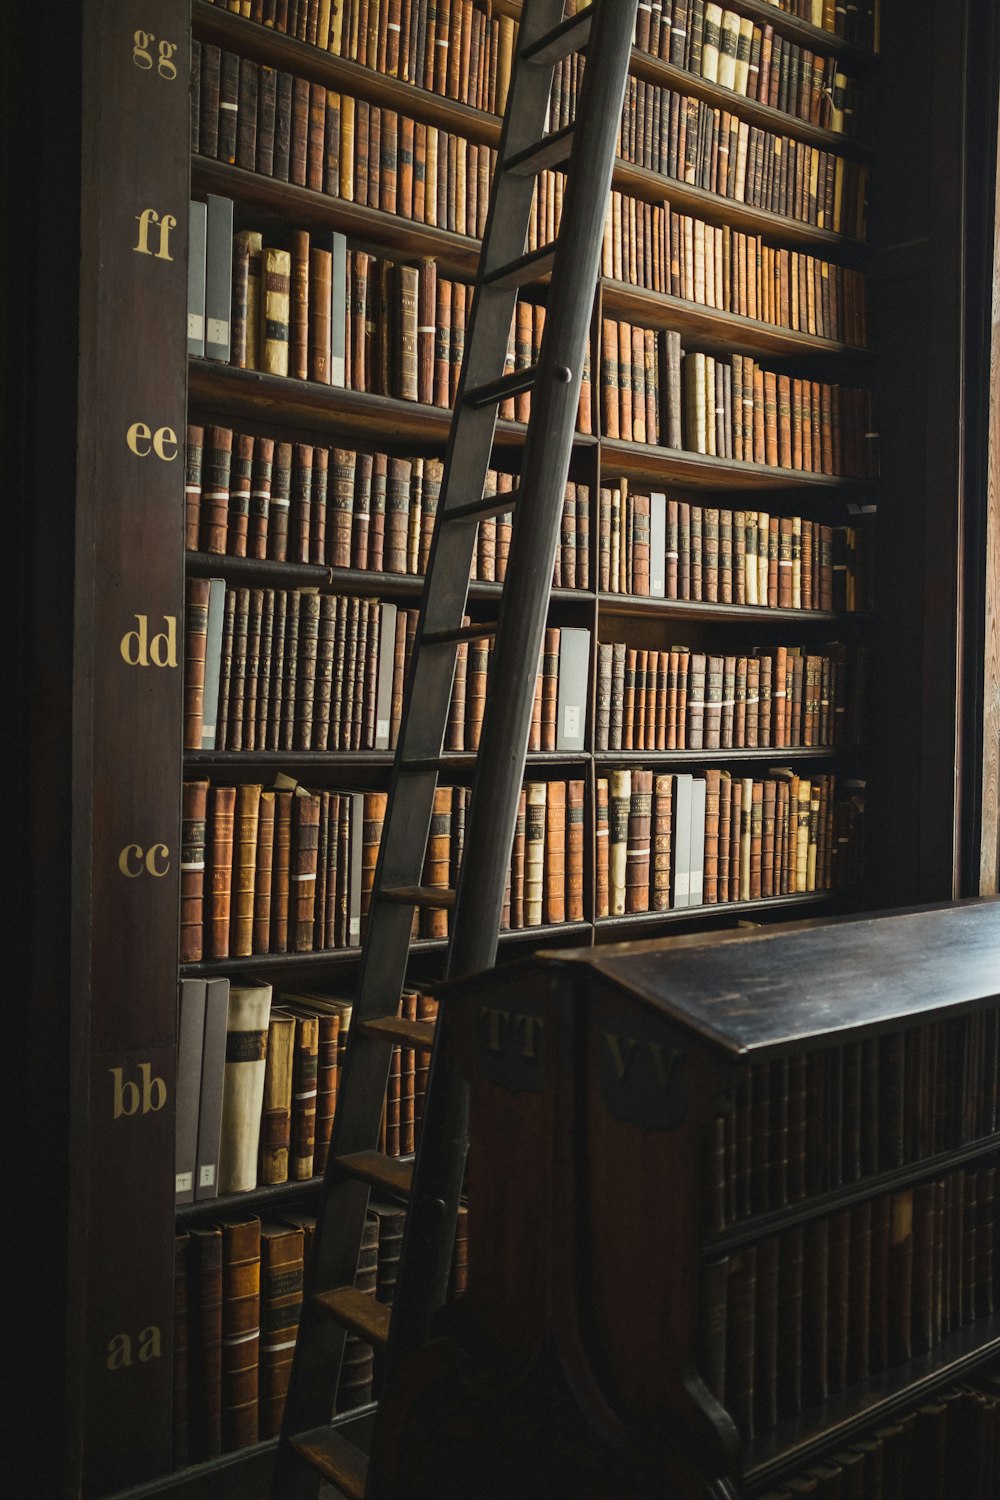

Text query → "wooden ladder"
[272,4,638,1494]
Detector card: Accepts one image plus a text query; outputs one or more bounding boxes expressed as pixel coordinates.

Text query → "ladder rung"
[291,1428,368,1499]
[422,621,499,646]
[381,884,458,909]
[484,244,557,289]
[521,5,594,65]
[446,487,520,523]
[504,123,575,177]
[314,1287,392,1350]
[359,1015,438,1047]
[338,1150,414,1198]
[465,366,538,409]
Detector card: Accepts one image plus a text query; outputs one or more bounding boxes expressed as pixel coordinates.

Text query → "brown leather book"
[219,1217,261,1452]
[726,1245,758,1441]
[289,1013,320,1181]
[292,792,321,950]
[188,1225,223,1460]
[508,787,527,929]
[231,783,262,957]
[625,769,652,914]
[258,1222,304,1439]
[421,785,453,938]
[254,790,276,953]
[544,779,567,925]
[337,1214,379,1411]
[181,780,209,964]
[208,785,237,960]
[185,579,211,752]
[201,425,233,555]
[173,1233,191,1466]
[199,43,222,159]
[217,50,239,164]
[259,1011,295,1186]
[185,424,204,552]
[360,790,387,943]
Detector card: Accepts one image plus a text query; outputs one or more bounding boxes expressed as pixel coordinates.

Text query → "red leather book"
[181,780,210,964]
[249,435,273,562]
[186,424,204,552]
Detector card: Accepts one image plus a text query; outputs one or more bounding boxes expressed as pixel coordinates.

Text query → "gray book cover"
[346,789,365,946]
[175,979,207,1203]
[672,773,694,908]
[375,602,397,750]
[194,977,230,1200]
[204,192,234,362]
[689,777,707,907]
[201,578,227,749]
[187,199,207,358]
[330,230,348,387]
[649,491,667,597]
[555,626,590,751]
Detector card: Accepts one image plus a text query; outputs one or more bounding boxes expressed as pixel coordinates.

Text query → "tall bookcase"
[11,0,998,1497]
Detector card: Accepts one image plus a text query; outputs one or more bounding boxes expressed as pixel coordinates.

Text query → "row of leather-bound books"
[595,640,864,753]
[619,73,867,238]
[595,768,862,915]
[192,42,498,239]
[705,1007,1000,1232]
[700,1163,1000,1442]
[203,210,593,425]
[628,0,868,137]
[756,1375,1000,1500]
[176,978,438,1205]
[196,28,870,352]
[173,1196,468,1466]
[179,776,586,963]
[197,0,880,93]
[183,575,591,754]
[186,427,588,582]
[600,320,877,476]
[199,0,516,112]
[600,189,869,347]
[598,490,872,612]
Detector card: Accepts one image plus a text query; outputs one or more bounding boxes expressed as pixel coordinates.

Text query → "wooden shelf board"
[175,1176,323,1224]
[705,1130,1000,1259]
[184,554,593,606]
[599,437,871,492]
[600,279,872,361]
[597,592,870,624]
[184,750,590,770]
[614,159,869,261]
[191,156,484,278]
[594,746,858,765]
[594,890,838,935]
[627,47,874,163]
[188,360,597,451]
[742,1313,1000,1489]
[192,1,501,147]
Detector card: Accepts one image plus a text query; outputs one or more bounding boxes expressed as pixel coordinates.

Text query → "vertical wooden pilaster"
[70,5,189,1493]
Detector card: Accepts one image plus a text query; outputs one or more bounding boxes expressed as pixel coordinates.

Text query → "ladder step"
[504,123,575,177]
[422,621,499,646]
[338,1150,414,1198]
[465,366,538,409]
[314,1287,392,1350]
[446,486,520,523]
[521,4,594,65]
[359,1015,438,1047]
[381,884,458,909]
[484,244,557,289]
[291,1428,368,1500]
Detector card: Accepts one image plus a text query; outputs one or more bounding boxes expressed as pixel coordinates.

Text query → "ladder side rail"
[380,0,641,1367]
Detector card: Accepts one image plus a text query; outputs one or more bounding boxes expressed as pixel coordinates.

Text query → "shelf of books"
[76,0,886,1494]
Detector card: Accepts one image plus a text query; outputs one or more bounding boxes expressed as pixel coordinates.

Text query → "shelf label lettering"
[479,1005,544,1093]
[132,31,178,80]
[126,422,178,461]
[599,1030,687,1130]
[110,1063,167,1118]
[120,614,178,668]
[118,844,171,877]
[133,209,177,261]
[106,1326,163,1370]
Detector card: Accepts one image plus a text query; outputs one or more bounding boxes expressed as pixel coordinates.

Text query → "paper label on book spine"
[206,317,229,344]
[377,719,389,740]
[175,1170,193,1194]
[563,705,580,740]
[331,355,345,386]
[188,313,204,339]
[198,1164,216,1188]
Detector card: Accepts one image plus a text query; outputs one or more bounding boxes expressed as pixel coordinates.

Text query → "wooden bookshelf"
[27,0,992,1495]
